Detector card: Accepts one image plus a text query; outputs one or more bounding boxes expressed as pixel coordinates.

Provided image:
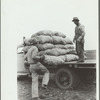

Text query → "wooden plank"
[64,59,96,65]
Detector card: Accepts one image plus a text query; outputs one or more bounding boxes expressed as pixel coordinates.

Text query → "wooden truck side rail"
[64,60,96,68]
[46,60,96,71]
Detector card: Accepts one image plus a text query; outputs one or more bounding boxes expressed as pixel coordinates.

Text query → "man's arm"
[73,36,76,43]
[24,53,27,60]
[73,27,76,43]
[31,46,40,61]
[31,46,44,61]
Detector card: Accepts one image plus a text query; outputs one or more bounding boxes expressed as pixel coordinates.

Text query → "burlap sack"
[36,43,54,51]
[31,30,66,38]
[53,31,66,38]
[31,34,38,38]
[35,35,53,44]
[65,54,79,62]
[43,55,65,65]
[38,48,75,56]
[36,30,54,36]
[45,48,75,56]
[23,38,39,46]
[31,30,54,38]
[54,44,74,49]
[52,36,73,44]
[40,54,78,65]
[59,55,66,61]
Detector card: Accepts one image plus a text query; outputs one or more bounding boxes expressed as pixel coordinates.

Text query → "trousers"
[29,62,49,98]
[76,41,84,60]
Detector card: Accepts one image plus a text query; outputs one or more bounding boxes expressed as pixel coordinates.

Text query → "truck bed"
[61,59,96,69]
[17,50,96,75]
[64,59,96,65]
[47,50,96,68]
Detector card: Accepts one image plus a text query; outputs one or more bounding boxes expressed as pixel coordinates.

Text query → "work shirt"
[74,23,85,43]
[27,46,39,64]
[22,46,32,61]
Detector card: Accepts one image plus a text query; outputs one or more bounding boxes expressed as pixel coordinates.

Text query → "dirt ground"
[17,73,96,100]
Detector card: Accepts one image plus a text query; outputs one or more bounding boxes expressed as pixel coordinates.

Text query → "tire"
[55,67,79,89]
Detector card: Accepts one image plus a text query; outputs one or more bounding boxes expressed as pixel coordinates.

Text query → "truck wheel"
[55,68,79,89]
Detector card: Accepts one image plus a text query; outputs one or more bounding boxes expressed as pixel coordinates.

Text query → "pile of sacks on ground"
[23,30,79,66]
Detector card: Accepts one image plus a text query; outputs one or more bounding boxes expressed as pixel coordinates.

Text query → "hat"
[29,38,39,44]
[24,38,31,46]
[72,17,79,22]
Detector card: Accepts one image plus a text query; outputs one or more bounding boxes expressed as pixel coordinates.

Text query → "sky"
[1,0,99,100]
[2,0,98,50]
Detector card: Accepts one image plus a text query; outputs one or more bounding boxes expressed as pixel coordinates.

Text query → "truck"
[17,47,96,89]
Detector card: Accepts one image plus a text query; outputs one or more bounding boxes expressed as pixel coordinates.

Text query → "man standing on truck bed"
[26,38,49,100]
[72,17,85,62]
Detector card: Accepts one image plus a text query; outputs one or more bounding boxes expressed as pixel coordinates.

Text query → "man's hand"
[77,37,82,42]
[77,39,81,42]
[24,61,30,67]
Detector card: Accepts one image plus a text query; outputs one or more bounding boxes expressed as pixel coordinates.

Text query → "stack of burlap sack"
[23,30,79,66]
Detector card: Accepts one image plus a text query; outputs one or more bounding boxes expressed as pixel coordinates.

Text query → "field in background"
[17,73,96,100]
